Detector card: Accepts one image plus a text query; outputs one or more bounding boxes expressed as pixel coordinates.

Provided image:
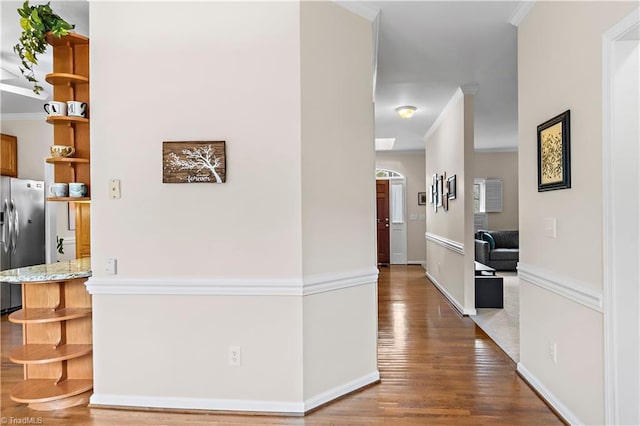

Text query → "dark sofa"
[475,230,519,271]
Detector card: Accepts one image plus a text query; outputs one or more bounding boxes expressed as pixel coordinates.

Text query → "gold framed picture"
[537,110,571,192]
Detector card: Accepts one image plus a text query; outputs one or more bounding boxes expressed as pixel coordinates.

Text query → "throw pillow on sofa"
[481,232,496,250]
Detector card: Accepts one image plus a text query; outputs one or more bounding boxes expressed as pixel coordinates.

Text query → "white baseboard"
[90,370,380,414]
[516,362,580,425]
[425,271,476,316]
[90,393,304,414]
[304,370,380,412]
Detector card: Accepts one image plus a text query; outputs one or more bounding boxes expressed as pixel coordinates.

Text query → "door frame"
[603,8,640,425]
[375,168,407,265]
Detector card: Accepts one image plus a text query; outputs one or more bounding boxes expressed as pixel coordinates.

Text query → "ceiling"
[0,1,520,152]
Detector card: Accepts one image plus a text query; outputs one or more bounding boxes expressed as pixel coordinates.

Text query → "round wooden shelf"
[45,73,89,85]
[47,197,91,203]
[8,308,92,324]
[46,32,89,47]
[46,115,89,125]
[10,344,93,365]
[11,379,93,404]
[45,157,90,164]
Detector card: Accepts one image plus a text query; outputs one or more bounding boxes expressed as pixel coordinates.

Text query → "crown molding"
[509,1,536,27]
[334,1,380,22]
[1,113,47,121]
[474,147,519,153]
[424,88,463,142]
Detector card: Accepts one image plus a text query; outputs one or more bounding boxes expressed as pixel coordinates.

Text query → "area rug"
[471,272,519,362]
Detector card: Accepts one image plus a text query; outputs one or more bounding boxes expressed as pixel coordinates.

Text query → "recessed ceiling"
[0,1,520,152]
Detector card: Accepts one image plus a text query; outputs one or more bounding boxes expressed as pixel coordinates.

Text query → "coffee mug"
[67,101,87,117]
[49,183,69,197]
[50,145,75,157]
[44,101,66,116]
[69,182,88,198]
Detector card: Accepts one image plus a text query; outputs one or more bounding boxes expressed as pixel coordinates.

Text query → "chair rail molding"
[85,268,379,296]
[425,232,464,255]
[517,263,603,312]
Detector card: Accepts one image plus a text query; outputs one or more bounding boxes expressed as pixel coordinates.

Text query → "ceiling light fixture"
[395,105,417,119]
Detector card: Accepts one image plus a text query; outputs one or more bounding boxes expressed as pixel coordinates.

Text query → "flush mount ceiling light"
[395,105,417,119]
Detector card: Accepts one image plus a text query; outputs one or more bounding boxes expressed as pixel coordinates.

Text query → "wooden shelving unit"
[8,277,93,410]
[44,32,91,259]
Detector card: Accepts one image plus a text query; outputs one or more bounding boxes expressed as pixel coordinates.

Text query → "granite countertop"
[0,258,92,283]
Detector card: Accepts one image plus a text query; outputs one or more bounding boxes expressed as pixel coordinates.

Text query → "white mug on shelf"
[69,182,88,198]
[67,101,87,117]
[49,183,69,197]
[44,101,66,116]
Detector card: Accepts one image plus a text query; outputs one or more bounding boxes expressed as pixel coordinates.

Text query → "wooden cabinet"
[1,133,18,177]
[8,273,93,410]
[44,33,91,259]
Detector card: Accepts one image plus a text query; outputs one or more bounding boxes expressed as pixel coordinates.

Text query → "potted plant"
[13,1,75,94]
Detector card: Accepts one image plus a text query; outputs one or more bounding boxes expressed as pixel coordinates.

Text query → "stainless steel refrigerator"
[0,177,46,314]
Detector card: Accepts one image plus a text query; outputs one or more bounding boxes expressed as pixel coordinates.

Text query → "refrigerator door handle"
[11,200,19,254]
[1,199,9,253]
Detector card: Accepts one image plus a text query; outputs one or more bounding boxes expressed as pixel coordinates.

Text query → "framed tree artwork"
[537,110,571,191]
[418,192,427,205]
[163,141,226,183]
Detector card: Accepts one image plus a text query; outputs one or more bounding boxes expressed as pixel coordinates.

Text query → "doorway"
[603,10,639,425]
[375,169,408,266]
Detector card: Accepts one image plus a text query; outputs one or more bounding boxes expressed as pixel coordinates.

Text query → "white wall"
[89,1,377,412]
[375,151,426,263]
[300,1,378,401]
[517,2,638,424]
[0,118,50,181]
[473,151,518,230]
[425,88,475,314]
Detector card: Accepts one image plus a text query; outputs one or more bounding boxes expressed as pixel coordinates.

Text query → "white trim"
[425,232,464,255]
[86,268,379,296]
[303,370,380,412]
[303,269,378,296]
[518,263,603,312]
[426,271,476,316]
[1,113,47,121]
[90,370,379,414]
[460,84,479,96]
[508,1,536,27]
[407,260,424,265]
[90,393,304,414]
[474,147,519,153]
[334,1,380,22]
[603,9,640,425]
[424,88,464,142]
[516,363,580,425]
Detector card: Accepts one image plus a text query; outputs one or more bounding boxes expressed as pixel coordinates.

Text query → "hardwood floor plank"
[1,266,562,425]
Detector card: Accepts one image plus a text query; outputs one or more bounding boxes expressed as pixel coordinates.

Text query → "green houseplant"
[14,1,75,94]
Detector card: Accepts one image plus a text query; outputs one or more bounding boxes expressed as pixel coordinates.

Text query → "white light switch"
[543,217,556,238]
[109,179,121,199]
[105,258,117,275]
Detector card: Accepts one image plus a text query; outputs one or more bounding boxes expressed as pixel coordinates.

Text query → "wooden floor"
[1,266,562,425]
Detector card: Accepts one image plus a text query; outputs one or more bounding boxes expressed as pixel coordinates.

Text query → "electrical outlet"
[228,346,241,366]
[543,217,556,238]
[109,179,121,199]
[547,342,557,364]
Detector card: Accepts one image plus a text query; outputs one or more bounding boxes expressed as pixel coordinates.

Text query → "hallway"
[1,266,561,425]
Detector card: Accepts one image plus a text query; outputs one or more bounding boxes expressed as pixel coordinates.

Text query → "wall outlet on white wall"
[109,179,121,199]
[543,217,556,238]
[547,342,557,364]
[228,346,241,366]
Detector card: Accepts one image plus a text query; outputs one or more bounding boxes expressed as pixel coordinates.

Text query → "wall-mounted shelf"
[45,32,89,47]
[10,344,93,364]
[45,73,89,86]
[47,197,91,203]
[46,157,90,164]
[46,116,89,125]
